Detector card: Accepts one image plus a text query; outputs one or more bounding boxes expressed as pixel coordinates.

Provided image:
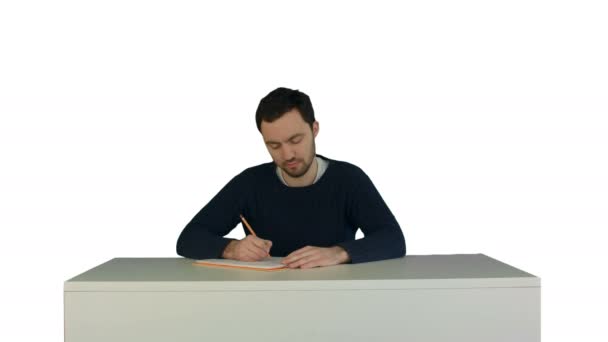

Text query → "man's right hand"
[222,235,272,261]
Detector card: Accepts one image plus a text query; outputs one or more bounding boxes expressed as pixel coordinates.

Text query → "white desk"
[64,254,540,341]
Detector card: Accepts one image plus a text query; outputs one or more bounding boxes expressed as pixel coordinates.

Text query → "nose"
[281,146,295,161]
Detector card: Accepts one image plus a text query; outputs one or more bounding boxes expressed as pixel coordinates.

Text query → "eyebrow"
[265,133,304,145]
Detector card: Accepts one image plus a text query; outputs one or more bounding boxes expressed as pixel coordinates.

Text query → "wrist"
[222,240,237,259]
[334,246,351,264]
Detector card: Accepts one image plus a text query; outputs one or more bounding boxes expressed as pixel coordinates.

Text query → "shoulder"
[320,155,370,182]
[236,160,276,183]
[216,161,275,196]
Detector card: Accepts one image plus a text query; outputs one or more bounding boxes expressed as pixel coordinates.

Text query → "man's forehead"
[260,110,309,140]
[262,128,306,143]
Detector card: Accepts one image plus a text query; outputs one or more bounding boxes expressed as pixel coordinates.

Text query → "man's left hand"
[281,246,351,269]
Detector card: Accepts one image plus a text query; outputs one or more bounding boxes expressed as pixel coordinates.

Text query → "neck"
[282,157,318,187]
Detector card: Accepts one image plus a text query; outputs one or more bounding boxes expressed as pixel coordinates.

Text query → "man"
[176,87,405,268]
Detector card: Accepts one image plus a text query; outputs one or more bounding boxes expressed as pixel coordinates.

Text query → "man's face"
[260,109,319,178]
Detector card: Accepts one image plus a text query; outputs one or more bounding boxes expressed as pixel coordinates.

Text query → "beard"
[278,141,316,178]
[281,158,313,178]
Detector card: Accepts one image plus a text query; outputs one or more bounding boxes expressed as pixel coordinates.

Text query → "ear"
[312,121,319,138]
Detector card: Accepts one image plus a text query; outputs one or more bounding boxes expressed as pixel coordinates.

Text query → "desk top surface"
[65,254,539,291]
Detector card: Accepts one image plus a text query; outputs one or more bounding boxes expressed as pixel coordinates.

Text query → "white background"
[1,1,606,341]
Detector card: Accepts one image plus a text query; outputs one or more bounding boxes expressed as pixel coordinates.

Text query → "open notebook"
[194,257,287,271]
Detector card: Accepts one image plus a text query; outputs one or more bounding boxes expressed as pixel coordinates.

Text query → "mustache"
[283,159,300,166]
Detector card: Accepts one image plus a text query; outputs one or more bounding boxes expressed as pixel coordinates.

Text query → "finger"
[299,249,343,268]
[282,251,306,264]
[242,236,269,252]
[236,250,258,262]
[243,235,271,255]
[283,252,310,265]
[300,260,323,269]
[244,244,269,260]
[235,240,264,260]
[301,252,336,268]
[240,251,263,262]
[234,244,259,261]
[250,237,272,254]
[287,253,321,268]
[283,246,314,263]
[240,253,256,262]
[289,256,319,269]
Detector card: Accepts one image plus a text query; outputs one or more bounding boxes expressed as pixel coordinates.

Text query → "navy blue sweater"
[176,155,406,264]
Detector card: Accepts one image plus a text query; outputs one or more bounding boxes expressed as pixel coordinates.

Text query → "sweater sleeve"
[176,171,250,260]
[337,167,406,264]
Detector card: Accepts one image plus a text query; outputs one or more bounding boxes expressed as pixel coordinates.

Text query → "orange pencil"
[239,214,257,236]
[239,214,270,258]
